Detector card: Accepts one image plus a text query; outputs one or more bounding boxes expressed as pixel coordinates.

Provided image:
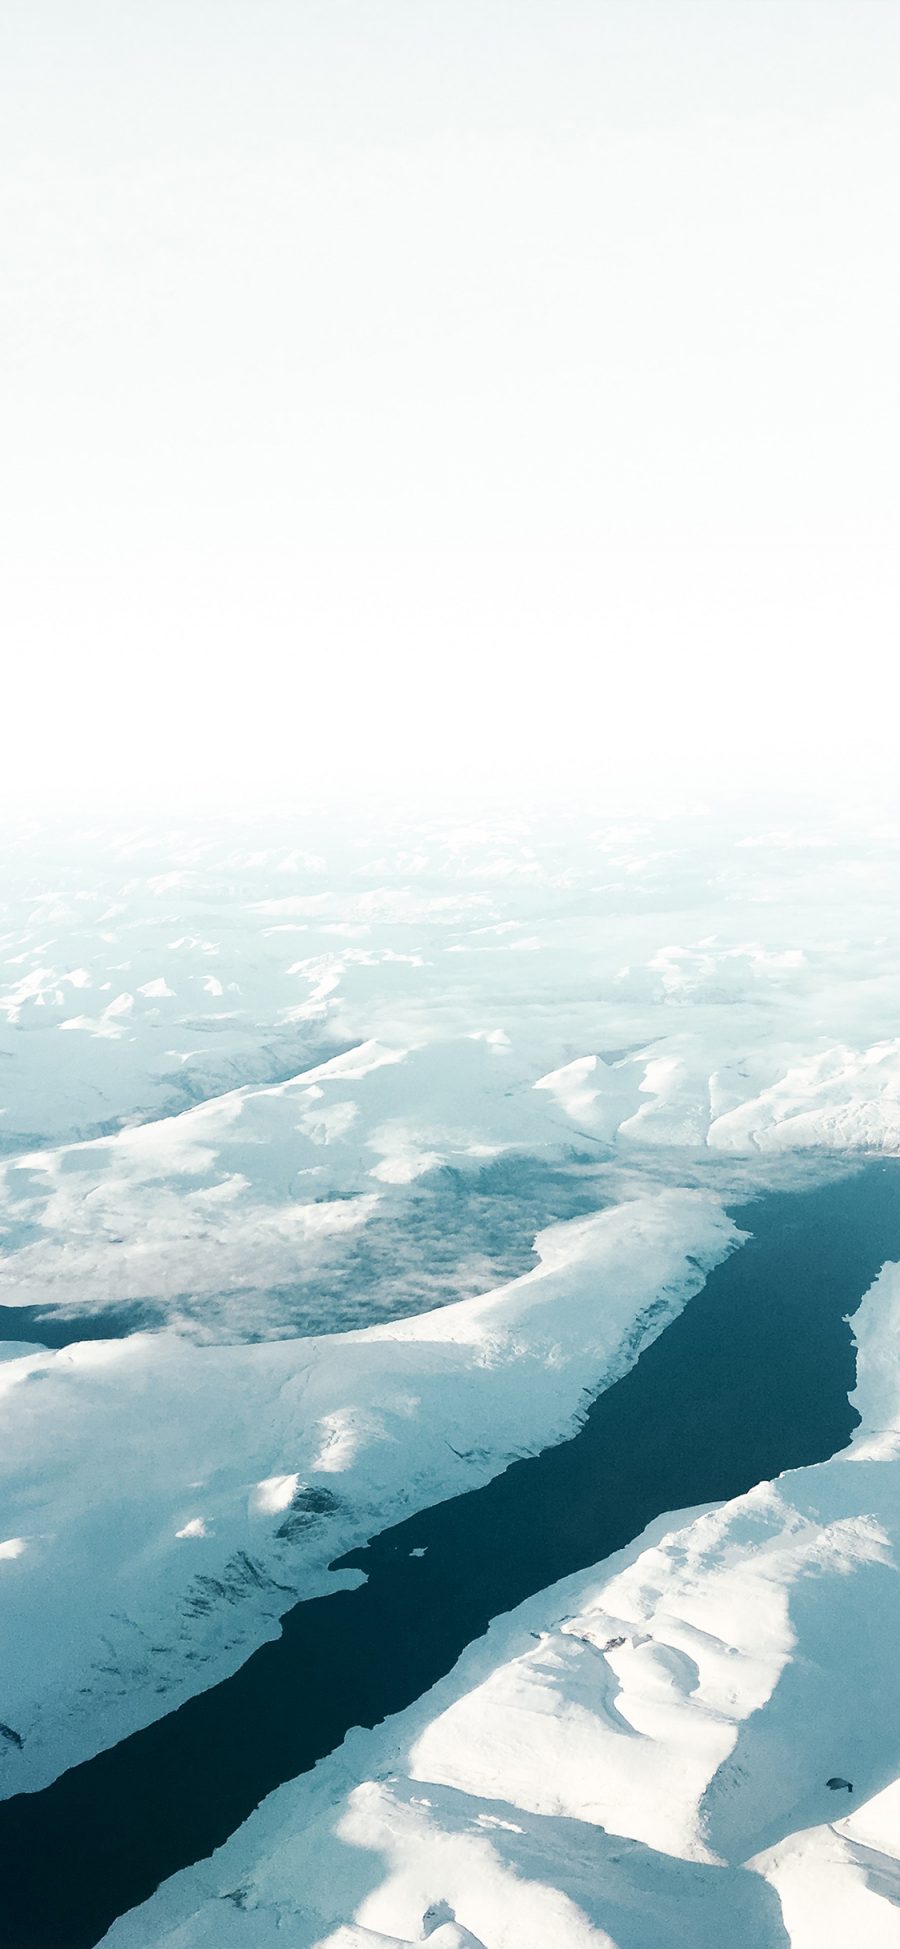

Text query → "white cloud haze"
[3,0,899,811]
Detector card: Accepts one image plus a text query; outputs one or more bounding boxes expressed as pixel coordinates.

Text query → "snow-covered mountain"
[5,800,900,1948]
[100,1262,900,1949]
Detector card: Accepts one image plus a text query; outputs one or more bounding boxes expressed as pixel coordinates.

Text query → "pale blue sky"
[3,2,900,809]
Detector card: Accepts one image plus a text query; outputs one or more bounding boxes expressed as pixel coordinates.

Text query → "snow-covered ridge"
[0,1040,401,1319]
[7,812,900,1196]
[537,1036,900,1156]
[0,1185,737,1796]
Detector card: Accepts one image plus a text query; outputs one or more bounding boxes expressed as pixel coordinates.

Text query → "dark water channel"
[3,1163,900,1946]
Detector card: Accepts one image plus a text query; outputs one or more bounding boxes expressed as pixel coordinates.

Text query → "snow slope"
[0,1185,736,1796]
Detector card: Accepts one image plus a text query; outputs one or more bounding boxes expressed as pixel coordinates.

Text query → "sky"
[3,1,900,814]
